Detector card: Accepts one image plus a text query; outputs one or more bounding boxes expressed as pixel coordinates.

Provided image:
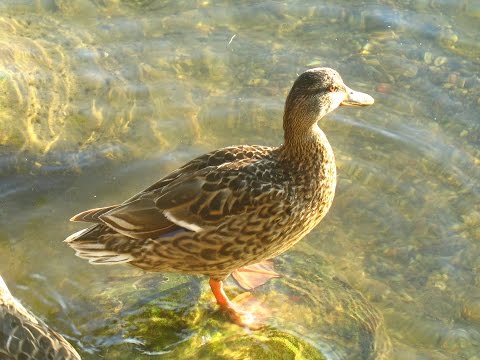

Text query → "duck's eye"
[329,85,339,92]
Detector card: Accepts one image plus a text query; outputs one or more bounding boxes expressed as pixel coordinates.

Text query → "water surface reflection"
[0,0,479,359]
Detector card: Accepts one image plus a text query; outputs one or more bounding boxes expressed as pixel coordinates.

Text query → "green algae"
[72,252,389,359]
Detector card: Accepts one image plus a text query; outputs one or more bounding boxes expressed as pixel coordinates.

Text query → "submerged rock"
[77,252,391,359]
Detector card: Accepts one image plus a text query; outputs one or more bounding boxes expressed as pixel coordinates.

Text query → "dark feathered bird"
[0,276,81,359]
[65,68,374,328]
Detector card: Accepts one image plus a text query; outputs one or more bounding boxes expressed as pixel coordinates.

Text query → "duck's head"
[283,67,374,136]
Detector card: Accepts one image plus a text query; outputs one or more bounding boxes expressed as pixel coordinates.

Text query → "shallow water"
[0,0,479,359]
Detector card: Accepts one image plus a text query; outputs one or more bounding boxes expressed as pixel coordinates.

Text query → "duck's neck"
[279,122,335,168]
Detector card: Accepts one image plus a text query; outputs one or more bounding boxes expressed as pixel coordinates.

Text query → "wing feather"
[70,205,118,223]
[69,145,284,240]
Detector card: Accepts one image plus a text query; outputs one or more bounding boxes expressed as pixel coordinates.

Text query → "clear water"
[0,0,479,359]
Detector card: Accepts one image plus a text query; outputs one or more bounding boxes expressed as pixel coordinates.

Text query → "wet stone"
[441,328,479,353]
[462,297,480,323]
[438,28,459,48]
[424,51,433,64]
[402,64,418,78]
[82,251,392,359]
[434,56,448,67]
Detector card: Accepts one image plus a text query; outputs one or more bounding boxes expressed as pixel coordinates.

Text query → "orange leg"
[209,278,261,329]
[209,278,234,308]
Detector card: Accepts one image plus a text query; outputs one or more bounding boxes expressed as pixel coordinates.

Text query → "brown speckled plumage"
[0,276,81,360]
[65,68,373,327]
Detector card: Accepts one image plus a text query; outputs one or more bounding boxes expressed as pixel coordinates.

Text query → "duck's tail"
[65,225,135,265]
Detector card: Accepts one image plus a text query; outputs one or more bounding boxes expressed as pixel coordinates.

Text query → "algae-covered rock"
[73,252,390,359]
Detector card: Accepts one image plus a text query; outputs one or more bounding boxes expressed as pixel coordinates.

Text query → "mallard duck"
[65,67,374,328]
[0,276,81,359]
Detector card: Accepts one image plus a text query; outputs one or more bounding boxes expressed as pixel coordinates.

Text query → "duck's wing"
[130,144,273,199]
[69,145,283,240]
[95,160,287,239]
